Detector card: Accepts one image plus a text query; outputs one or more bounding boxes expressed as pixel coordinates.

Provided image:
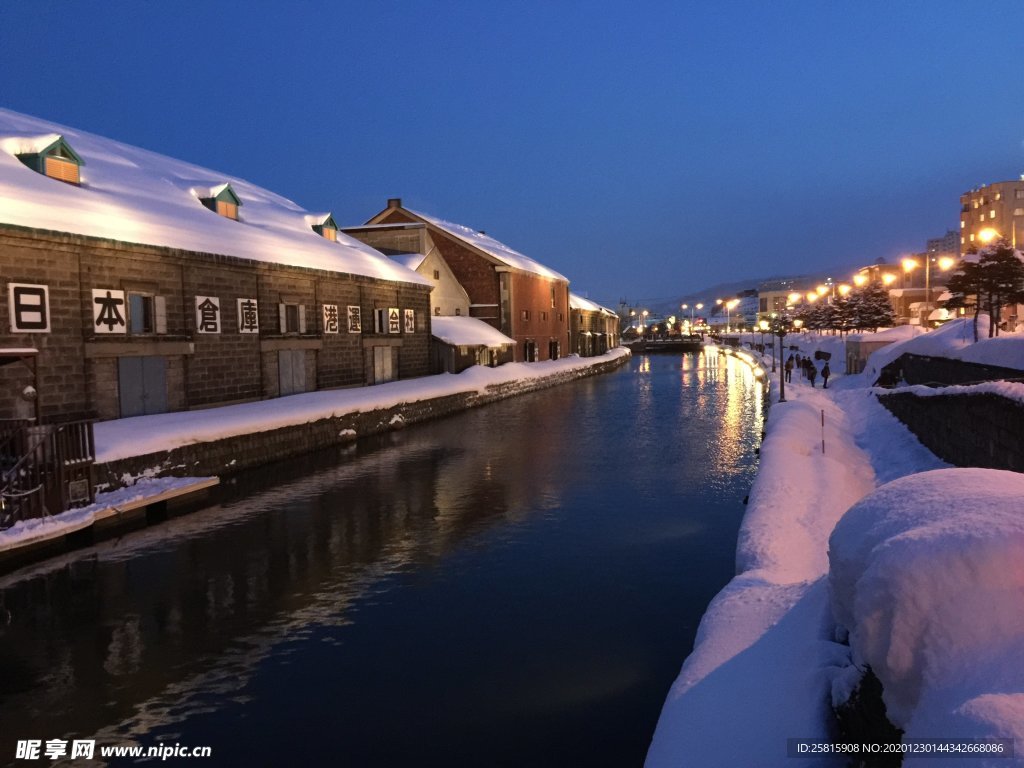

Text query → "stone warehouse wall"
[96,353,630,489]
[878,390,1024,472]
[0,225,431,421]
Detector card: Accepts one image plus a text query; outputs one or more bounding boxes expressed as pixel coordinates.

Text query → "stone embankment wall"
[878,390,1024,472]
[882,353,1024,387]
[97,354,628,488]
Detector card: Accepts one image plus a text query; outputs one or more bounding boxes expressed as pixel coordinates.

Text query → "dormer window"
[309,213,339,241]
[195,183,242,221]
[15,135,84,186]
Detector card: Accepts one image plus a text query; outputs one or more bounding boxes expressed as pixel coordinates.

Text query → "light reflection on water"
[0,353,762,767]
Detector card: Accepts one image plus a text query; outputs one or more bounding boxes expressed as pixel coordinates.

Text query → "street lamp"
[773,316,791,402]
[725,298,739,333]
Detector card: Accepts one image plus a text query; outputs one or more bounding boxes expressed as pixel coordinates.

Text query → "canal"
[0,352,763,767]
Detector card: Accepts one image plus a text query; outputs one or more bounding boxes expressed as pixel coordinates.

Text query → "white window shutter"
[298,305,306,333]
[278,303,287,332]
[154,296,167,334]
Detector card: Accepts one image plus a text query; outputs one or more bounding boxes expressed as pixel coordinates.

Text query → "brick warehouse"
[0,109,432,423]
[360,199,571,363]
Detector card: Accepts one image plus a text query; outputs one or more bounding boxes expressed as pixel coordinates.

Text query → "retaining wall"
[96,354,629,488]
[878,390,1024,472]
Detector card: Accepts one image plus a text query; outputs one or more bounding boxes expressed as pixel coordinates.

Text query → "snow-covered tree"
[944,239,1024,339]
[849,280,895,332]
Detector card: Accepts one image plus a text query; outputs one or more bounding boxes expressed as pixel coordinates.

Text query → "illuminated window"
[990,210,996,219]
[1017,190,1024,200]
[1014,209,1024,216]
[961,220,966,228]
[996,192,1002,200]
[322,226,337,241]
[16,136,84,186]
[970,234,975,241]
[216,200,238,220]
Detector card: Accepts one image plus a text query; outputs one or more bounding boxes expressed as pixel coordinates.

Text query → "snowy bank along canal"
[0,352,763,767]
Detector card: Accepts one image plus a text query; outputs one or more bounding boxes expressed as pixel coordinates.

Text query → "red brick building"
[363,199,570,362]
[0,109,432,424]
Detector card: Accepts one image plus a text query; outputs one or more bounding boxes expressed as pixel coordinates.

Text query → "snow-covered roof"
[406,208,567,282]
[389,252,427,271]
[569,292,616,315]
[0,108,429,287]
[430,316,515,347]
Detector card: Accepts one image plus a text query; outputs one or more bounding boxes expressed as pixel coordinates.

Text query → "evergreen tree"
[849,280,895,332]
[943,256,983,341]
[976,239,1024,337]
[945,240,1024,339]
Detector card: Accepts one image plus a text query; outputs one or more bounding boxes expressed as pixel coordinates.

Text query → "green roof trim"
[15,135,85,174]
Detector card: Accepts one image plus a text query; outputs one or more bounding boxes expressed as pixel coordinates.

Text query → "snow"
[0,108,429,287]
[647,346,951,768]
[95,348,629,462]
[408,208,567,281]
[0,476,212,551]
[829,469,1024,753]
[389,252,427,271]
[430,315,515,347]
[569,292,617,315]
[953,334,1024,371]
[863,318,984,379]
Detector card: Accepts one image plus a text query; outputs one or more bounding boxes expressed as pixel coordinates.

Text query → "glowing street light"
[837,284,851,296]
[853,273,868,287]
[978,227,1000,245]
[882,273,897,286]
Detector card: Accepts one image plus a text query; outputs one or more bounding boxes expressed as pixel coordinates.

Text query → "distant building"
[569,294,620,356]
[959,179,1024,250]
[364,199,571,363]
[927,229,959,258]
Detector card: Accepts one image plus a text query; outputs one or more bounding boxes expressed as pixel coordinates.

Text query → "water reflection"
[0,353,763,767]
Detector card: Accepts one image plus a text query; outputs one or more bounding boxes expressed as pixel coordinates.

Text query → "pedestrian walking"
[808,363,817,387]
[822,362,831,388]
[784,356,793,383]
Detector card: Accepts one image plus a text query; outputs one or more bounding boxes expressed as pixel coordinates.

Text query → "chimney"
[387,197,402,209]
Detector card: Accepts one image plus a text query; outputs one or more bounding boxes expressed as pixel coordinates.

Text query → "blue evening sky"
[3,1,1023,305]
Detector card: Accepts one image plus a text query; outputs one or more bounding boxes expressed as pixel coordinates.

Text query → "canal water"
[0,352,763,767]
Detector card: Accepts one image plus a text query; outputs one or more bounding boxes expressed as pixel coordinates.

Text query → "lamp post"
[774,316,791,402]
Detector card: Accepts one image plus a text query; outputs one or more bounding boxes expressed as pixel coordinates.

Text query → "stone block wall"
[0,225,432,422]
[878,390,1024,472]
[96,353,630,489]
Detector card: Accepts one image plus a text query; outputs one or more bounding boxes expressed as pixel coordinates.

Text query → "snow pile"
[864,318,984,379]
[829,469,1024,752]
[953,334,1024,371]
[0,108,428,286]
[430,315,515,347]
[647,386,877,767]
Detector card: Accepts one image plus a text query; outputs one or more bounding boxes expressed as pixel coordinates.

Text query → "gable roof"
[0,108,429,287]
[12,133,84,165]
[373,204,567,282]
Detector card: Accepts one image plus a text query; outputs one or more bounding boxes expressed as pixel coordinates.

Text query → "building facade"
[960,179,1024,250]
[569,294,620,356]
[0,109,431,424]
[365,199,571,362]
